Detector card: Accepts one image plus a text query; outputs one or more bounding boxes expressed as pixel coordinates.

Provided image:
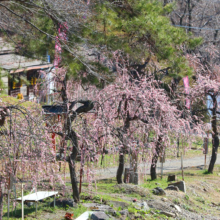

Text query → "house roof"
[42,105,68,114]
[0,37,53,72]
[0,37,14,54]
[0,53,52,71]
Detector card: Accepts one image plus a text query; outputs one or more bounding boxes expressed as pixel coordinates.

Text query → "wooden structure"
[43,105,67,152]
[0,37,53,100]
[16,190,58,218]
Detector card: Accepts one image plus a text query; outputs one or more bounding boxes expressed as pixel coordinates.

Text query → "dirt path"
[93,153,220,180]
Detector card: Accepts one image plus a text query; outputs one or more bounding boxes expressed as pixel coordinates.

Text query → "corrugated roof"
[0,54,51,71]
[0,37,52,72]
[0,37,14,54]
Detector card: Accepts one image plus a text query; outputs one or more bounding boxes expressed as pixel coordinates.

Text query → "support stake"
[21,184,24,220]
[7,190,10,219]
[181,153,184,181]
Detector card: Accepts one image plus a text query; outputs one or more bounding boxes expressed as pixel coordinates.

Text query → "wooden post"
[35,202,37,217]
[161,161,163,179]
[0,178,3,220]
[203,137,208,170]
[177,137,180,157]
[52,133,56,152]
[181,153,184,181]
[7,190,10,219]
[21,184,24,220]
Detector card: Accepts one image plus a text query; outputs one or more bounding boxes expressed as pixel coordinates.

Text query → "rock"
[168,181,186,193]
[25,202,34,207]
[171,204,182,212]
[75,211,93,220]
[167,175,176,182]
[135,201,150,211]
[134,172,138,185]
[124,168,134,183]
[108,201,128,209]
[152,187,166,195]
[165,185,179,192]
[161,198,168,202]
[82,203,116,215]
[91,212,110,220]
[51,198,76,208]
[155,182,160,185]
[134,213,141,219]
[119,209,128,216]
[160,211,176,217]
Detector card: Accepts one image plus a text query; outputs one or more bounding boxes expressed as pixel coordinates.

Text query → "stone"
[134,213,141,219]
[152,187,166,195]
[91,212,110,220]
[25,202,34,207]
[82,203,116,215]
[134,172,138,185]
[150,210,156,215]
[167,175,176,182]
[160,211,176,217]
[168,181,186,193]
[161,198,168,202]
[50,198,76,208]
[135,201,150,211]
[75,211,93,220]
[119,209,128,216]
[165,185,179,192]
[172,204,182,213]
[124,168,134,183]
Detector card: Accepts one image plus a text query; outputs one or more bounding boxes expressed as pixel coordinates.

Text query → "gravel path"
[93,153,220,180]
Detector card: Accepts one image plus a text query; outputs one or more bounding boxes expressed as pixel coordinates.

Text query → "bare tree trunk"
[116,150,124,184]
[116,100,129,184]
[150,155,158,180]
[150,136,162,180]
[208,95,219,173]
[68,130,79,202]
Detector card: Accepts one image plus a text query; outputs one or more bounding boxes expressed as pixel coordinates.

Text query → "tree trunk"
[116,150,124,184]
[69,158,79,202]
[150,154,159,180]
[150,136,162,180]
[208,135,219,173]
[68,130,79,202]
[208,95,219,173]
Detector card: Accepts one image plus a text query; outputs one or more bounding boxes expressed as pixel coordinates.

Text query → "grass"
[140,178,168,190]
[2,164,220,219]
[0,94,40,109]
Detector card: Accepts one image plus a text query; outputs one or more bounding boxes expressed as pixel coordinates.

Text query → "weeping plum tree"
[93,58,204,182]
[188,49,220,173]
[0,101,61,220]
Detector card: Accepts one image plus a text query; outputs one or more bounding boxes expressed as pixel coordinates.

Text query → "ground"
[2,164,220,220]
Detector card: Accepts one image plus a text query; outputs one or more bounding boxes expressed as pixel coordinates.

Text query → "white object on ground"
[75,211,93,220]
[16,191,58,202]
[16,191,58,217]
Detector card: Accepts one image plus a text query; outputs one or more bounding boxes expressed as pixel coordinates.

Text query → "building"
[0,37,53,101]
